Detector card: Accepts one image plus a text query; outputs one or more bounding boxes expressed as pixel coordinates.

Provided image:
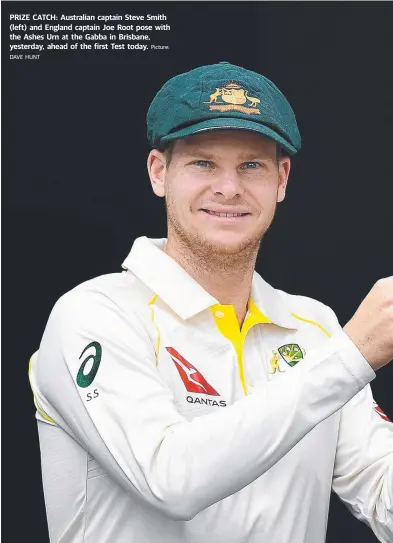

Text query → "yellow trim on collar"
[211,299,271,395]
[290,312,331,338]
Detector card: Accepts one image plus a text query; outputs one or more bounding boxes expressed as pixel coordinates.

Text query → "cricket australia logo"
[205,82,261,115]
[270,343,306,374]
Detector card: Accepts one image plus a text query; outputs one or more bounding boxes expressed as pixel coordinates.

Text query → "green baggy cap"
[147,61,301,156]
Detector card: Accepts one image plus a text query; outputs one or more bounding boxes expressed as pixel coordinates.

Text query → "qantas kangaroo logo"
[166,347,219,395]
[373,401,391,422]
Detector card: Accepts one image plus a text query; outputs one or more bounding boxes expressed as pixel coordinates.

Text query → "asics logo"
[166,347,219,396]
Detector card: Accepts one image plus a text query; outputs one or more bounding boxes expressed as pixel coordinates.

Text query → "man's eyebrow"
[179,149,216,159]
[236,153,270,161]
[179,150,270,160]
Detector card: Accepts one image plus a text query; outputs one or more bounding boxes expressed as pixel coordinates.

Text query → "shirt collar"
[122,236,298,330]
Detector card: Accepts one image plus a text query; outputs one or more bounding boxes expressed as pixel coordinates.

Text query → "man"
[29,62,393,543]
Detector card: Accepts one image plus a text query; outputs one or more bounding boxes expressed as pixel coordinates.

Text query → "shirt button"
[215,310,225,318]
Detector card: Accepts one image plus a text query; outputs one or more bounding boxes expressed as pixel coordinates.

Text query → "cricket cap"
[147,61,301,156]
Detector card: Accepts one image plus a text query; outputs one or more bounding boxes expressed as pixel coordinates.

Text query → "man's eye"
[193,160,212,167]
[241,161,261,169]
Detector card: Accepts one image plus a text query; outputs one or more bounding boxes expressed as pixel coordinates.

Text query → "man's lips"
[200,209,251,219]
[201,206,250,215]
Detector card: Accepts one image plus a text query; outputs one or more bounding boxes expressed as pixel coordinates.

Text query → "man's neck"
[163,237,259,327]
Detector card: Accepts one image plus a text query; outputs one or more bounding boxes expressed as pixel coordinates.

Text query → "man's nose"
[211,170,245,199]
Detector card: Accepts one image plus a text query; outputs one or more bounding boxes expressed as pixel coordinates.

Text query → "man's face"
[148,130,290,257]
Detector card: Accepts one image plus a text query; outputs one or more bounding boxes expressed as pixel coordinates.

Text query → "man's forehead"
[174,130,276,156]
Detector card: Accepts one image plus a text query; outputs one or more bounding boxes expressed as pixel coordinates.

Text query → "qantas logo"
[166,347,220,395]
[373,401,391,422]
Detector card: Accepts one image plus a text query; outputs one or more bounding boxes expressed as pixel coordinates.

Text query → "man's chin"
[199,235,261,256]
[167,218,264,258]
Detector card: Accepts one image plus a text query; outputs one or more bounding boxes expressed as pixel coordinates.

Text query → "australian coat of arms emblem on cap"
[205,82,261,115]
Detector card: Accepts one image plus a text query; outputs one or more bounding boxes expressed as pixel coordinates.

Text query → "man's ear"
[147,149,167,198]
[277,156,291,203]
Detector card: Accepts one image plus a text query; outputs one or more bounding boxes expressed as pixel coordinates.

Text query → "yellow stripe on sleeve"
[28,356,56,425]
[148,294,161,365]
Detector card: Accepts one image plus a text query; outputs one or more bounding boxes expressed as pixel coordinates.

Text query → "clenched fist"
[344,277,393,371]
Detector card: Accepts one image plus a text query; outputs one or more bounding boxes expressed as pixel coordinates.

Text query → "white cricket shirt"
[29,236,393,543]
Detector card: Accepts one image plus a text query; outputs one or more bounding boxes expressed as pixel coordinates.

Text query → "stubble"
[164,190,277,277]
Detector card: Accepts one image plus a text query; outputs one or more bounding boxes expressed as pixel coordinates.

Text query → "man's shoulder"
[279,288,333,314]
[255,273,337,322]
[274,285,340,332]
[51,270,152,325]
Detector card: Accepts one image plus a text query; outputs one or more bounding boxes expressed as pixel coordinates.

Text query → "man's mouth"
[202,210,250,218]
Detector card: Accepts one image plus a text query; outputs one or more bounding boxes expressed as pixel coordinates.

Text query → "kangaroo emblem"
[269,351,284,374]
[205,88,222,104]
